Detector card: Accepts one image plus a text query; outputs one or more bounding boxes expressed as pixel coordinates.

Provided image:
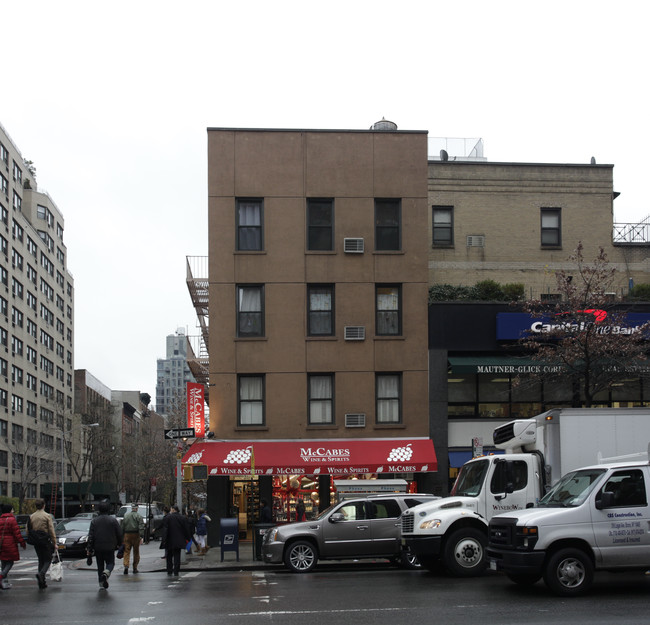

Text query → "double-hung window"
[237,285,264,337]
[376,285,401,336]
[376,373,401,424]
[375,199,401,251]
[236,199,263,251]
[238,375,264,426]
[308,374,334,424]
[432,206,454,246]
[307,285,334,336]
[541,207,561,247]
[307,199,334,251]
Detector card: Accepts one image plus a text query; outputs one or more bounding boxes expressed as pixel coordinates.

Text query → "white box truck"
[401,408,650,577]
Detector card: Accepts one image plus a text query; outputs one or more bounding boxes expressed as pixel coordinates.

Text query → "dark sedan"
[55,518,92,558]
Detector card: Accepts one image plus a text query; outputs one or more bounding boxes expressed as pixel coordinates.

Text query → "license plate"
[489,558,497,571]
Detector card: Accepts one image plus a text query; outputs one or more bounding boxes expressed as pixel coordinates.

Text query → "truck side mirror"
[596,491,615,510]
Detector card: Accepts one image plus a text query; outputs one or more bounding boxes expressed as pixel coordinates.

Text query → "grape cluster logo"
[387,444,413,462]
[186,450,204,464]
[223,446,253,465]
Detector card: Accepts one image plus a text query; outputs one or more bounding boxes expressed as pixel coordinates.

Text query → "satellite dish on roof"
[440,149,449,161]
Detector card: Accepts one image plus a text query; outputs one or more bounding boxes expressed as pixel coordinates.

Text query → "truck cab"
[401,453,543,576]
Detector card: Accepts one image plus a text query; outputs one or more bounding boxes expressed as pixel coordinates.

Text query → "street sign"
[165,427,195,439]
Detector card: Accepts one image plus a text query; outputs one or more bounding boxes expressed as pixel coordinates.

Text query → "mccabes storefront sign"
[496,312,650,341]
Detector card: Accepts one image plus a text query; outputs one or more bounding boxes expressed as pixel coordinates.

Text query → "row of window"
[237,284,402,338]
[433,206,562,247]
[236,198,402,252]
[237,373,402,427]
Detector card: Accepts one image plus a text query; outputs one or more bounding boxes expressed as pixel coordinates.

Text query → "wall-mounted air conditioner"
[345,413,366,427]
[344,238,364,253]
[466,235,485,247]
[344,326,365,341]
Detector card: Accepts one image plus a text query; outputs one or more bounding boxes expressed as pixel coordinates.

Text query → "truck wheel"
[399,548,421,570]
[507,573,542,586]
[284,541,318,573]
[442,528,487,577]
[543,548,593,596]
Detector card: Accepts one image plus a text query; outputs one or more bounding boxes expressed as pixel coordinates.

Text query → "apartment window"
[12,161,22,184]
[375,199,401,251]
[376,285,401,336]
[307,199,334,251]
[432,206,454,246]
[541,208,561,247]
[0,420,6,438]
[237,285,264,337]
[13,191,21,212]
[0,174,7,196]
[0,142,8,166]
[238,375,264,426]
[308,374,333,424]
[236,199,263,251]
[307,285,334,336]
[376,373,401,423]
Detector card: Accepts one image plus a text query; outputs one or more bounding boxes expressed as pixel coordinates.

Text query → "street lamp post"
[60,422,99,518]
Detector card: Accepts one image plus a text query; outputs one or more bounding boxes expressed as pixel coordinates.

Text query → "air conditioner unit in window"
[466,235,485,247]
[344,238,364,253]
[345,413,366,427]
[344,326,365,340]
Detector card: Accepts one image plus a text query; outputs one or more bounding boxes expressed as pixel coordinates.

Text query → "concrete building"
[187,122,438,536]
[155,327,196,417]
[0,122,75,509]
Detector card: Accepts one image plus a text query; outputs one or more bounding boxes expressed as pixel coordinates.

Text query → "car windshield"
[538,468,606,507]
[56,519,91,532]
[451,459,489,497]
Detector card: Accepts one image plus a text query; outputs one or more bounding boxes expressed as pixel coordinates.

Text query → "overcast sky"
[2,0,647,405]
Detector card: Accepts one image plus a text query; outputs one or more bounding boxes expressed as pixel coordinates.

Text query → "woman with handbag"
[0,503,27,590]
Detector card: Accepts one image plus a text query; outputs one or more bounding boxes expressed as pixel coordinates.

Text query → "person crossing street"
[121,503,145,574]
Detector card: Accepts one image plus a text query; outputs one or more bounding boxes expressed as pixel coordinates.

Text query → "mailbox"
[219,517,239,562]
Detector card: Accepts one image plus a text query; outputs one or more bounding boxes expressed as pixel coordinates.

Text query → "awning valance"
[182,438,437,476]
[448,356,539,374]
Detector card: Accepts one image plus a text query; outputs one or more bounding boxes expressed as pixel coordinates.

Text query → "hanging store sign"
[187,382,205,437]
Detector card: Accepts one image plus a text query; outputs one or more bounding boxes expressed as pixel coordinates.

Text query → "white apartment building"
[155,327,195,417]
[0,122,75,506]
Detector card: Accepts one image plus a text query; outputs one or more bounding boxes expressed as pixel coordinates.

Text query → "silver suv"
[261,493,439,573]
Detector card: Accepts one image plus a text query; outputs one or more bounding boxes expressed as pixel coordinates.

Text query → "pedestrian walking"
[87,501,122,590]
[260,499,272,522]
[295,499,306,522]
[29,499,57,589]
[0,503,26,590]
[120,503,144,574]
[161,505,192,576]
[194,509,211,555]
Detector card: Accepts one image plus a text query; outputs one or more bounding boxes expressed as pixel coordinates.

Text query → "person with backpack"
[29,499,57,589]
[0,503,26,590]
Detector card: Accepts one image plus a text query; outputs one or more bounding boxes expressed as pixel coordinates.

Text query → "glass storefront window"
[543,377,573,402]
[478,403,510,419]
[448,375,476,402]
[478,374,509,402]
[511,377,541,402]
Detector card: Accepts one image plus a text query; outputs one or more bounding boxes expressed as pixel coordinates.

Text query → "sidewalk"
[71,539,274,573]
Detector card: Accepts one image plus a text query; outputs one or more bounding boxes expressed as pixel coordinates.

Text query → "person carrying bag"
[49,549,63,582]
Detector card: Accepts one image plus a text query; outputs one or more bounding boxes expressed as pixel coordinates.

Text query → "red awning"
[182,438,437,476]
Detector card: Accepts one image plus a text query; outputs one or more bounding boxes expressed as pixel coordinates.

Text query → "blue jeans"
[95,549,116,582]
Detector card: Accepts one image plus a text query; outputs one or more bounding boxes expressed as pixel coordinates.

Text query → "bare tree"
[517,243,650,406]
[7,435,56,513]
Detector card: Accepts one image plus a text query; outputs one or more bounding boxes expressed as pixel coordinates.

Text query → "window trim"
[375,198,401,251]
[307,284,334,336]
[236,284,265,338]
[306,198,334,251]
[376,284,402,336]
[236,198,264,251]
[376,373,402,424]
[237,374,265,426]
[432,205,454,246]
[308,373,334,425]
[541,207,561,247]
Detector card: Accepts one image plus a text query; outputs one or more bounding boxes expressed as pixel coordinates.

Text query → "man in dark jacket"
[88,501,122,590]
[161,505,191,576]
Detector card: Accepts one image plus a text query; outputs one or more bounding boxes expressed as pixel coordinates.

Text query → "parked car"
[115,502,164,539]
[262,493,440,573]
[74,512,98,518]
[55,518,92,558]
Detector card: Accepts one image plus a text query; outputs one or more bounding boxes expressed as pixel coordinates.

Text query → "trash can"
[252,523,276,561]
[219,517,239,562]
